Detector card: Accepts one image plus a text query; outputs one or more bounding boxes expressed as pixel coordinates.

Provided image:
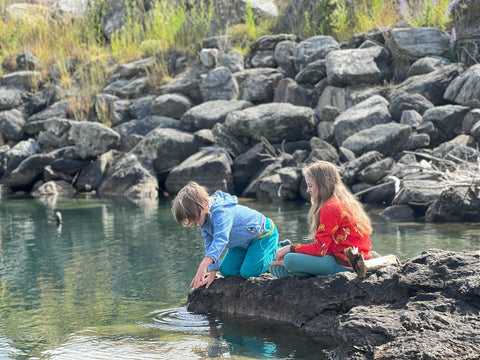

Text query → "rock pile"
[0,17,479,221]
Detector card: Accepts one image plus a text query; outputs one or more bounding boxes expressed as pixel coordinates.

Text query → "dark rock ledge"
[187,249,480,360]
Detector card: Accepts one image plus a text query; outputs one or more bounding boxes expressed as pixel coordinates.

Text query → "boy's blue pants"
[220,218,278,279]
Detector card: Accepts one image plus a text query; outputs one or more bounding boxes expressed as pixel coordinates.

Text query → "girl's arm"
[291,202,341,256]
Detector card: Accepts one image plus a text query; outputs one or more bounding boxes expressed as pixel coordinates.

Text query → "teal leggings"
[283,253,353,276]
[220,219,278,279]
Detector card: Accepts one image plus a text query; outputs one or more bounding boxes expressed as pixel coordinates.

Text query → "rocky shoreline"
[187,249,480,360]
[0,2,479,223]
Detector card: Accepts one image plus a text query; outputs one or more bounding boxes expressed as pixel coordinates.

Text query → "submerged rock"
[187,249,480,360]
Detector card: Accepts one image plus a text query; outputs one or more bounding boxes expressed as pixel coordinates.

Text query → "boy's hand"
[190,257,214,289]
[204,271,216,288]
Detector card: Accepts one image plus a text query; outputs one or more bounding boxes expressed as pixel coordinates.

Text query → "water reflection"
[0,196,478,359]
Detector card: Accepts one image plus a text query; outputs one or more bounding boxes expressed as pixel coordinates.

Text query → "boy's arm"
[191,256,214,289]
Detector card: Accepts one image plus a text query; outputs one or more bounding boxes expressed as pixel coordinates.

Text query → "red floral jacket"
[293,198,372,263]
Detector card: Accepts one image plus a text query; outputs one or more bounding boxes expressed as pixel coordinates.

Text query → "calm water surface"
[0,195,479,359]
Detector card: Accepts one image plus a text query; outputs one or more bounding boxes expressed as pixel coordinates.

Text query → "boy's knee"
[220,264,237,278]
[240,267,263,279]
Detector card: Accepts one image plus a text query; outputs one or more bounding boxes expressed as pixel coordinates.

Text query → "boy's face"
[189,209,207,227]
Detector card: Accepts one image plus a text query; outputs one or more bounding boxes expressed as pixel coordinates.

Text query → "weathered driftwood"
[343,247,400,278]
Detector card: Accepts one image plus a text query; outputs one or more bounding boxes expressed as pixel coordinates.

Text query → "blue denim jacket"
[200,191,266,271]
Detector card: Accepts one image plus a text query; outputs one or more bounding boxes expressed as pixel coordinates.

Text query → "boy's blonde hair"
[172,181,210,226]
[302,161,372,238]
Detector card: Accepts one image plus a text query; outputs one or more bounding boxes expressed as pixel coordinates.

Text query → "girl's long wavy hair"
[302,161,372,239]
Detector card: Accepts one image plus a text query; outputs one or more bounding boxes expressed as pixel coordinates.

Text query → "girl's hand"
[275,245,291,261]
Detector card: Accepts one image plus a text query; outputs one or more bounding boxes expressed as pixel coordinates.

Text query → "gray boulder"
[1,70,43,91]
[256,166,302,201]
[113,116,181,137]
[318,84,384,112]
[0,109,25,142]
[150,93,193,119]
[131,128,203,175]
[225,103,316,143]
[165,147,234,194]
[75,150,123,192]
[221,51,244,73]
[69,122,120,159]
[385,27,451,60]
[117,57,157,79]
[294,35,340,72]
[233,68,284,103]
[159,67,208,104]
[295,59,326,85]
[273,78,316,107]
[0,86,25,111]
[98,153,158,202]
[422,105,470,139]
[326,46,391,87]
[426,187,480,222]
[392,64,463,105]
[31,180,76,198]
[444,63,480,107]
[180,100,252,132]
[342,123,411,157]
[274,40,297,78]
[200,66,239,101]
[392,179,445,213]
[27,100,69,122]
[103,76,150,99]
[333,95,391,146]
[408,55,451,76]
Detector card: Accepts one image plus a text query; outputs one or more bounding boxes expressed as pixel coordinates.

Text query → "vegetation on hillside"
[0,0,462,121]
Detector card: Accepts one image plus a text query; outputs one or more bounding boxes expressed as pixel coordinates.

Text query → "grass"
[0,0,460,122]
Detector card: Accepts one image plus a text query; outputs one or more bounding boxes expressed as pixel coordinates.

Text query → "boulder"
[233,68,284,104]
[69,122,121,159]
[165,147,234,194]
[187,249,480,360]
[150,93,193,119]
[200,66,239,101]
[131,128,203,176]
[326,46,391,87]
[444,63,480,107]
[0,86,25,111]
[333,95,391,146]
[0,109,25,142]
[342,123,411,157]
[384,27,451,60]
[294,35,340,72]
[31,180,76,198]
[392,64,463,105]
[225,103,316,143]
[180,100,252,132]
[98,153,158,202]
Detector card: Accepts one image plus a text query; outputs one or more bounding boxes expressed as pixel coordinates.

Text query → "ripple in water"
[150,306,218,335]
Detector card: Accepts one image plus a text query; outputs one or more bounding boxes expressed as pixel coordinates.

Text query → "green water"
[0,195,478,359]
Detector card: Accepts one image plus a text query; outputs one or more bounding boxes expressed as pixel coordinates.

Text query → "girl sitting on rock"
[172,181,279,289]
[271,161,372,278]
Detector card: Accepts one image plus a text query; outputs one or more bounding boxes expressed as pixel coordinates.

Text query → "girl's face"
[305,175,317,197]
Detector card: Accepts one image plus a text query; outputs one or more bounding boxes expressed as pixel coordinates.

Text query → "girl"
[272,161,372,277]
[172,181,278,289]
